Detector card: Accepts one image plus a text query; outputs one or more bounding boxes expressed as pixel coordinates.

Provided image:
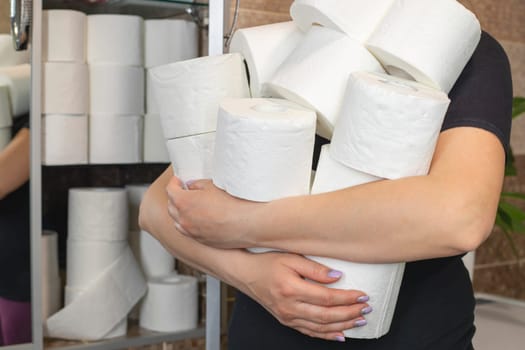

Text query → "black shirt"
[0,114,30,302]
[228,32,512,350]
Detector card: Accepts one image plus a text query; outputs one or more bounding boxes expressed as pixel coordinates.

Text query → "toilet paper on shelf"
[42,114,88,165]
[149,53,250,139]
[0,127,10,150]
[290,0,394,43]
[42,10,86,62]
[266,26,384,140]
[68,187,129,241]
[90,65,144,115]
[146,72,159,114]
[87,15,144,66]
[144,114,170,163]
[41,231,61,321]
[166,132,216,183]
[45,246,146,340]
[0,64,31,117]
[229,21,304,97]
[129,230,175,278]
[213,98,316,202]
[126,184,150,232]
[0,34,30,67]
[42,62,89,114]
[144,18,199,68]
[139,273,198,333]
[366,0,481,93]
[0,85,12,128]
[330,71,450,180]
[89,115,143,164]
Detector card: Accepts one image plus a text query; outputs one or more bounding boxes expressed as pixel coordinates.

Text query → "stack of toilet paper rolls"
[88,14,145,164]
[41,10,89,165]
[45,188,146,340]
[0,85,12,150]
[144,18,199,163]
[41,230,61,321]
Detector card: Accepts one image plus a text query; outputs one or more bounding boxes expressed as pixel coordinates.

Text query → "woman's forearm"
[0,128,30,199]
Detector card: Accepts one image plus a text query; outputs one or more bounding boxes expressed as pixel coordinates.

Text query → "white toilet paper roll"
[139,273,198,333]
[0,85,12,128]
[308,256,405,338]
[0,127,10,151]
[90,65,144,115]
[311,145,382,194]
[42,114,88,165]
[149,53,250,139]
[68,187,129,241]
[166,132,216,183]
[266,26,384,140]
[366,0,481,93]
[126,184,150,232]
[42,10,86,62]
[213,98,316,202]
[144,18,199,69]
[42,62,89,115]
[229,21,303,97]
[89,115,143,164]
[41,230,61,321]
[330,71,450,180]
[0,34,30,67]
[290,0,394,43]
[146,72,159,114]
[0,64,30,117]
[87,15,144,66]
[66,240,128,288]
[129,230,175,278]
[45,246,146,340]
[144,114,170,163]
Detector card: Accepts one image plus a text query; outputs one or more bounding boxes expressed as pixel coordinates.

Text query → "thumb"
[287,255,343,284]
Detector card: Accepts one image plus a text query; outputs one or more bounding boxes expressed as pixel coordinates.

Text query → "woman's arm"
[167,126,505,263]
[139,167,371,342]
[0,128,30,200]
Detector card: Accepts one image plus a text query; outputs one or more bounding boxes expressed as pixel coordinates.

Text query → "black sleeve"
[442,31,513,154]
[11,112,30,135]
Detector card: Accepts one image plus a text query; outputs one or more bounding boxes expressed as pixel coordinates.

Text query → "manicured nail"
[327,269,343,278]
[334,335,346,342]
[354,319,367,327]
[357,295,369,303]
[361,306,373,315]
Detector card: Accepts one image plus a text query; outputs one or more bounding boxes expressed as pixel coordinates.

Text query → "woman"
[140,31,512,349]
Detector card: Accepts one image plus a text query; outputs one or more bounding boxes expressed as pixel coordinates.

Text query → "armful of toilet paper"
[166,127,505,263]
[140,167,370,342]
[0,127,29,199]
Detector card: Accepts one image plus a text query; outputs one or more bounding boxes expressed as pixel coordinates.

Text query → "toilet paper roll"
[144,18,199,68]
[68,187,129,241]
[45,246,146,340]
[42,62,89,115]
[149,53,250,139]
[139,273,198,333]
[146,72,159,114]
[330,71,450,180]
[308,256,405,338]
[166,132,216,183]
[266,26,384,140]
[126,184,150,232]
[87,15,144,66]
[89,115,143,164]
[0,64,30,117]
[41,230,61,321]
[290,0,394,43]
[42,10,86,62]
[229,21,303,97]
[144,114,170,163]
[66,240,128,288]
[0,85,12,128]
[213,98,316,202]
[42,114,88,165]
[0,34,30,67]
[0,127,10,151]
[90,65,144,115]
[311,145,382,194]
[129,230,175,278]
[366,0,481,92]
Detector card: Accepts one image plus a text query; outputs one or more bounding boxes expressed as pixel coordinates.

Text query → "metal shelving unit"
[22,1,225,349]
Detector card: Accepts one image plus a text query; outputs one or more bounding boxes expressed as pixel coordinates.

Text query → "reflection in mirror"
[0,10,32,345]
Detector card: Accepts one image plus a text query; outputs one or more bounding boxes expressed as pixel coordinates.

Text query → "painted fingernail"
[327,269,343,278]
[354,319,367,327]
[357,295,369,303]
[334,335,346,342]
[361,306,373,315]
